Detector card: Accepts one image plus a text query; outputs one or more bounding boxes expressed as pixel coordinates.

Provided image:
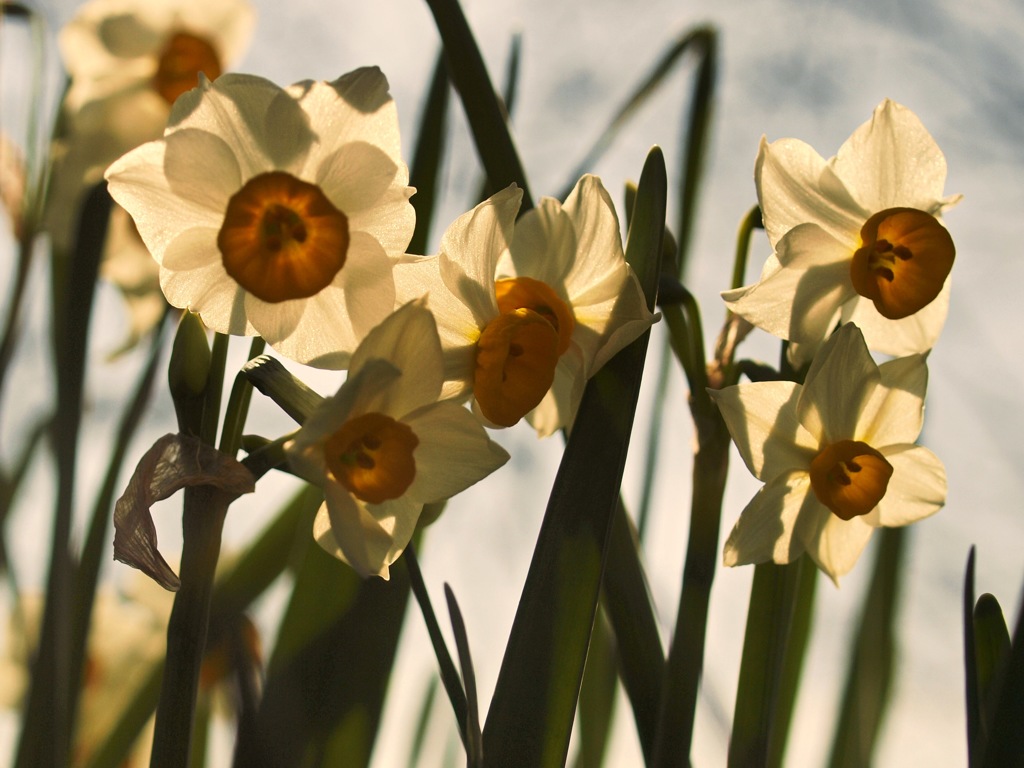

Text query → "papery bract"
[106,68,415,367]
[395,175,656,436]
[723,100,962,366]
[710,323,946,583]
[285,301,509,579]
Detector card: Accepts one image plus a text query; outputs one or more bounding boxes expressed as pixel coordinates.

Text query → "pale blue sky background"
[3,0,1024,765]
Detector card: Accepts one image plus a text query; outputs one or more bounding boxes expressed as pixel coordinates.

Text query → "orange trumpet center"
[849,207,954,320]
[218,171,349,303]
[152,31,222,105]
[473,278,574,427]
[474,308,560,427]
[324,413,419,505]
[809,439,893,521]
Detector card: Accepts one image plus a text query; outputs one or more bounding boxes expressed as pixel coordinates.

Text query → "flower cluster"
[103,39,654,575]
[715,101,954,582]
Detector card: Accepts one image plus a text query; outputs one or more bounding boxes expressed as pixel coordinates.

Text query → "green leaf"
[408,50,450,256]
[15,181,112,768]
[981,577,1024,768]
[964,547,982,765]
[445,584,483,767]
[974,592,1011,742]
[423,0,533,210]
[601,501,665,759]
[725,559,806,768]
[572,606,618,768]
[827,526,907,768]
[232,508,412,767]
[481,147,664,767]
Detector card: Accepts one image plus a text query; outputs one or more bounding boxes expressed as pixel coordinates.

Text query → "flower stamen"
[152,31,222,105]
[324,413,419,504]
[850,207,954,320]
[218,171,349,303]
[809,439,893,520]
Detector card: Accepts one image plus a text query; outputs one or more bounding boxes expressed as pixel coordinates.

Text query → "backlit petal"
[710,381,816,480]
[795,500,875,585]
[403,401,510,502]
[831,99,952,215]
[725,223,853,345]
[871,445,946,527]
[798,324,880,444]
[755,135,866,247]
[723,470,811,567]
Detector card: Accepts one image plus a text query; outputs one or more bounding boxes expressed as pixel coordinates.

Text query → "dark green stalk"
[828,527,907,768]
[150,485,233,768]
[68,310,171,746]
[422,0,533,211]
[150,331,234,766]
[406,543,469,746]
[14,182,111,768]
[728,559,809,767]
[652,293,731,767]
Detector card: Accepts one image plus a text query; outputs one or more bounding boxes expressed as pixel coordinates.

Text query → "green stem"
[405,543,469,746]
[728,558,811,767]
[150,485,232,768]
[651,410,731,766]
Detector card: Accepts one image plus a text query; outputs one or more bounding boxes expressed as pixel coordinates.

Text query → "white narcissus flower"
[47,0,254,348]
[105,68,415,367]
[285,300,510,579]
[724,99,962,367]
[395,176,656,437]
[710,323,946,584]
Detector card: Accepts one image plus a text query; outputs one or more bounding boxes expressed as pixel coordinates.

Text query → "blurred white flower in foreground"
[106,68,415,367]
[396,176,655,436]
[0,577,258,765]
[285,301,509,579]
[45,0,254,348]
[724,99,961,367]
[710,323,946,583]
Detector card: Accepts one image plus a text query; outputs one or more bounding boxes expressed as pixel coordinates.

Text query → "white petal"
[525,344,586,437]
[831,99,953,214]
[561,175,625,290]
[438,185,521,328]
[709,381,817,480]
[798,323,880,444]
[843,275,951,358]
[348,300,444,418]
[796,503,875,585]
[856,354,928,446]
[572,264,655,375]
[317,141,396,213]
[314,489,396,579]
[509,196,577,287]
[404,402,509,501]
[723,470,811,567]
[315,69,404,161]
[159,228,254,335]
[162,128,242,209]
[755,135,867,247]
[106,140,225,259]
[170,74,312,176]
[724,223,853,346]
[871,445,946,527]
